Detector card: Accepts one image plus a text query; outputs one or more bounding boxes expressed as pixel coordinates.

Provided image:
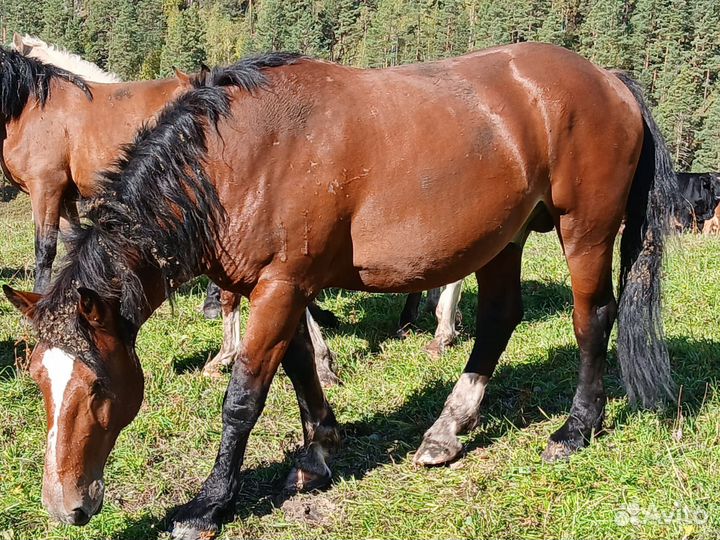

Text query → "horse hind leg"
[425,279,463,358]
[282,315,341,495]
[542,216,617,461]
[414,244,523,466]
[202,291,242,378]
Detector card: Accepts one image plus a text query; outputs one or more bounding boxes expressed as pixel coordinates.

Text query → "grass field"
[1,186,719,540]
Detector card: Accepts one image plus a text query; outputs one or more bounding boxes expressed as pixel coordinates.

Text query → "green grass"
[1,187,719,539]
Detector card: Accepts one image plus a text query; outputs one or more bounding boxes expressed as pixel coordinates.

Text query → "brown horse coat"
[205,45,638,296]
[5,43,676,535]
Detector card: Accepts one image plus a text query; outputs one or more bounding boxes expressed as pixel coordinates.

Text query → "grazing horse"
[5,44,676,539]
[12,33,122,83]
[0,39,198,293]
[1,38,339,383]
[674,171,720,232]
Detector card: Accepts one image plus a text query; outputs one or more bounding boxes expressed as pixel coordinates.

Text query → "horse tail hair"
[613,71,677,408]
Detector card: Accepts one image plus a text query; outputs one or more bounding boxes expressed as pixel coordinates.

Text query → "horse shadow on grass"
[118,334,719,539]
[0,338,31,380]
[0,267,33,282]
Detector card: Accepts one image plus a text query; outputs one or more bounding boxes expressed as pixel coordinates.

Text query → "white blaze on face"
[42,347,76,505]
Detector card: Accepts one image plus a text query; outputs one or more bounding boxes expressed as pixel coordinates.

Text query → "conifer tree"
[694,85,720,171]
[160,3,206,76]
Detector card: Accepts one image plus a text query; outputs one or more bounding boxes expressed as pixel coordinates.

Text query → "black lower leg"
[397,293,422,338]
[33,225,58,293]
[202,281,223,319]
[170,366,268,538]
[282,319,340,492]
[543,292,616,461]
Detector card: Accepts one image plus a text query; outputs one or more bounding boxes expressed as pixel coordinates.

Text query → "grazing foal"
[5,44,676,539]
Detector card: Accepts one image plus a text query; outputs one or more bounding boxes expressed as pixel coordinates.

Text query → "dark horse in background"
[5,43,676,539]
[674,172,720,232]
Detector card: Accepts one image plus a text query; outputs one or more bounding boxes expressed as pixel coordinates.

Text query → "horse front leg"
[201,281,223,319]
[171,280,308,540]
[29,184,64,293]
[396,292,422,338]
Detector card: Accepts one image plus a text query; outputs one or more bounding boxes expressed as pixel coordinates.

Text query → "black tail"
[614,72,677,408]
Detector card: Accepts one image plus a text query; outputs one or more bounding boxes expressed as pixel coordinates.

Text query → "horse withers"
[5,43,677,538]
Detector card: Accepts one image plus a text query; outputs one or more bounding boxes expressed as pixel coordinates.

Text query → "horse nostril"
[68,507,91,526]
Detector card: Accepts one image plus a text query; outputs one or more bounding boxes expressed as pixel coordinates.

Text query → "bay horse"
[4,43,676,538]
[1,38,339,384]
[1,37,198,293]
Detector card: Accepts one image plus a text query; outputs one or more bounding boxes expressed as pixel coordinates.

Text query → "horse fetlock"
[541,413,601,463]
[424,333,457,358]
[317,362,341,387]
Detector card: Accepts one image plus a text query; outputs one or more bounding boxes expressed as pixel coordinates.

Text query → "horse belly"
[349,184,534,292]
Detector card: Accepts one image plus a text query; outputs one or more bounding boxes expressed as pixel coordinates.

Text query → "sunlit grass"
[1,190,719,539]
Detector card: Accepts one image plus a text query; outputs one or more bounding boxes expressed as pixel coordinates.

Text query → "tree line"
[1,0,719,171]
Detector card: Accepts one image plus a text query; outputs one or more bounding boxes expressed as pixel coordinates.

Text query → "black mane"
[33,52,302,363]
[0,45,92,120]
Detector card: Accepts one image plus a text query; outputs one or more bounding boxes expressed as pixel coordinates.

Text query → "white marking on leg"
[415,373,489,465]
[231,303,242,350]
[42,347,75,507]
[444,372,489,430]
[434,279,463,348]
[306,309,337,383]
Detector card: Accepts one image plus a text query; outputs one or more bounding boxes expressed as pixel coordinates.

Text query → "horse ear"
[174,67,192,86]
[77,287,107,328]
[3,285,42,318]
[198,63,211,85]
[12,33,30,55]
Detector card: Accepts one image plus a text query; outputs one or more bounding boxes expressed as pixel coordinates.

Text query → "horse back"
[210,44,644,292]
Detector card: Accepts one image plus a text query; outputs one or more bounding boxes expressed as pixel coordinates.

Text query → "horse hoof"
[413,435,463,466]
[284,466,332,495]
[541,439,581,463]
[170,521,218,540]
[395,327,411,340]
[201,365,224,379]
[424,339,444,359]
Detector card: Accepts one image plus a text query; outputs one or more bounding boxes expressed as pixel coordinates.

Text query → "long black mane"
[0,45,92,120]
[34,53,302,359]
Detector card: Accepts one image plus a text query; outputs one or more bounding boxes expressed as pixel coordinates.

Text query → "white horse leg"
[424,287,442,315]
[203,293,242,378]
[306,309,341,387]
[426,279,463,357]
